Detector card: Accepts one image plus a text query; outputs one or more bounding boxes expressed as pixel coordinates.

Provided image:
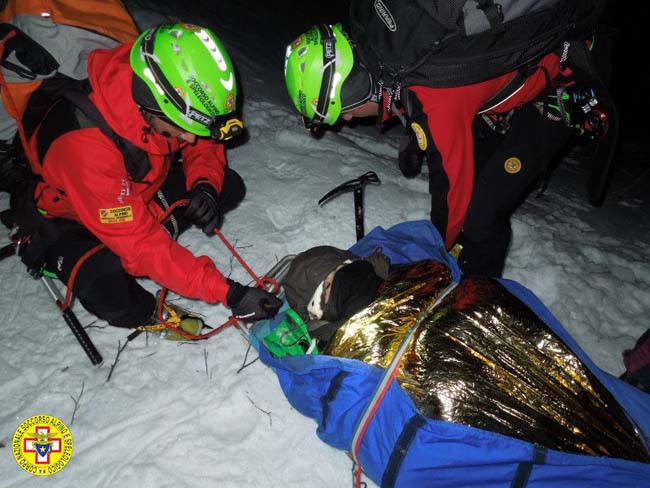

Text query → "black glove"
[398,133,425,178]
[8,179,59,277]
[0,23,59,78]
[184,183,223,235]
[226,280,282,322]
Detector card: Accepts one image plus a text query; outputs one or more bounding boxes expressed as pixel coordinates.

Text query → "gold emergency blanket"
[325,260,650,463]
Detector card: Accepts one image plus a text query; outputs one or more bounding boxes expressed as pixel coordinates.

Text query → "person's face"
[142,111,197,144]
[340,101,380,121]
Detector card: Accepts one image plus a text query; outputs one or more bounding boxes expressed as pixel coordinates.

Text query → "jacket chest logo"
[99,205,134,224]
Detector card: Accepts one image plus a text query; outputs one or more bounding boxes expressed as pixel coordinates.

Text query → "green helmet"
[130,23,243,140]
[284,24,356,130]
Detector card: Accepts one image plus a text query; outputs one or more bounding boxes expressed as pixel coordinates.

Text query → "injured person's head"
[282,245,389,321]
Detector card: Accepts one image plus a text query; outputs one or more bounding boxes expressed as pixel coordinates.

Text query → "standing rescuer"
[284,23,577,277]
[4,22,281,333]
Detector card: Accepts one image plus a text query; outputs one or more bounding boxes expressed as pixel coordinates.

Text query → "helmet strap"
[311,24,337,125]
[369,73,381,104]
[139,105,177,128]
[132,72,163,114]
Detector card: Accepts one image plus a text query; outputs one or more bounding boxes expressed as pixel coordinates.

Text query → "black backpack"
[349,0,617,205]
[21,75,150,182]
[1,75,151,275]
[349,0,606,90]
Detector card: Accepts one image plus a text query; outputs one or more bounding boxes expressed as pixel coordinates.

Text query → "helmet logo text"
[187,78,219,116]
[324,40,335,59]
[374,0,397,32]
[188,108,212,125]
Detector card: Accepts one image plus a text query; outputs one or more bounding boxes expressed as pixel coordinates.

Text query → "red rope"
[2,34,270,337]
[37,193,275,340]
[61,244,105,309]
[148,200,279,340]
[353,463,362,488]
[154,286,241,340]
[213,227,265,287]
[60,201,187,309]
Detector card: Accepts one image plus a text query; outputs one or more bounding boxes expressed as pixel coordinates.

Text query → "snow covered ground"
[1,2,649,487]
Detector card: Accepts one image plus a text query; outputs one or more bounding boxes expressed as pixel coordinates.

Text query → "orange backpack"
[0,0,138,173]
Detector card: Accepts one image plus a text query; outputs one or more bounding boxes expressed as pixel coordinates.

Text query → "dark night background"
[205,0,649,207]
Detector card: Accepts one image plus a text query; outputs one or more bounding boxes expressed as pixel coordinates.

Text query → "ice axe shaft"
[0,242,103,364]
[41,275,103,366]
[353,186,363,242]
[319,171,380,242]
[0,242,16,261]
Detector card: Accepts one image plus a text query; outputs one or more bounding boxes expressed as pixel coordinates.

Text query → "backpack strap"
[477,70,527,114]
[61,82,151,181]
[476,0,505,29]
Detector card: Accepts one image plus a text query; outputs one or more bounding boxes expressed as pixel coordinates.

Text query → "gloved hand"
[184,183,223,235]
[226,279,282,322]
[0,23,59,77]
[398,133,425,178]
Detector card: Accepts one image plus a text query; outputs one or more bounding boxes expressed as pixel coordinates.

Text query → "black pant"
[43,163,245,328]
[457,104,571,277]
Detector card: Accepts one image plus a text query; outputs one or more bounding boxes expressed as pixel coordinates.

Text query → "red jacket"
[33,43,230,304]
[403,52,566,249]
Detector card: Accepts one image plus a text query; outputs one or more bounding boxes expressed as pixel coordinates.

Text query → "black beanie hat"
[340,58,372,113]
[322,260,383,322]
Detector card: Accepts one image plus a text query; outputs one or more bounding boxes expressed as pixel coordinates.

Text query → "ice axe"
[318,171,381,242]
[41,274,103,366]
[0,242,15,261]
[0,241,103,365]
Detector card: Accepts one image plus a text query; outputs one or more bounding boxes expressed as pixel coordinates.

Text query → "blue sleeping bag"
[251,221,650,487]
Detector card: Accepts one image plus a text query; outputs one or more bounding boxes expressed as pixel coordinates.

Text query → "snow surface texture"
[1,2,649,487]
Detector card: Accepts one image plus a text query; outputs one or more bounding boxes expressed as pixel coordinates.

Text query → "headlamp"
[209,115,244,141]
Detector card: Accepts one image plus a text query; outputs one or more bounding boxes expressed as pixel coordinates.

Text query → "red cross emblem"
[23,426,62,464]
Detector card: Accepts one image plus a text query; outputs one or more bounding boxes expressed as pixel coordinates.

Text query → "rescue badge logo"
[180,23,200,32]
[290,34,304,49]
[12,414,74,476]
[99,205,134,224]
[504,157,522,174]
[225,92,235,111]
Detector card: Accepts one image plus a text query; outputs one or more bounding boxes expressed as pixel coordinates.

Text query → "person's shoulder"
[46,128,127,175]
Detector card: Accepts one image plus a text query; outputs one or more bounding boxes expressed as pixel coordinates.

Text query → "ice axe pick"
[318,171,381,242]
